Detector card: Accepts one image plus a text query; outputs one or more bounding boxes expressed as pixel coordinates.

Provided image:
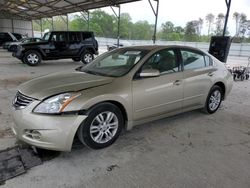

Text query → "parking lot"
[0,48,250,188]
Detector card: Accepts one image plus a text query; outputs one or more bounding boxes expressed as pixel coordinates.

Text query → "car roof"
[51,31,93,33]
[122,45,205,52]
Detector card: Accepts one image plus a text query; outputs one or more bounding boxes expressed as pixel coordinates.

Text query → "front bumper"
[12,49,23,60]
[12,101,87,151]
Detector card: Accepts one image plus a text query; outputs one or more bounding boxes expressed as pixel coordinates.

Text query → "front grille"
[13,91,34,110]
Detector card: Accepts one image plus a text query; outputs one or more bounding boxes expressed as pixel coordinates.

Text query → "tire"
[203,85,223,114]
[233,74,236,81]
[246,74,249,80]
[9,45,17,52]
[77,102,124,149]
[24,50,41,66]
[72,58,80,62]
[241,75,244,81]
[81,51,94,64]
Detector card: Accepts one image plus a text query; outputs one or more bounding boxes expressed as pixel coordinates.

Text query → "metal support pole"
[52,17,54,31]
[66,14,69,31]
[110,5,121,46]
[80,11,90,31]
[87,11,90,31]
[148,0,159,44]
[117,6,121,46]
[223,0,231,36]
[11,19,14,33]
[40,19,43,37]
[31,20,34,37]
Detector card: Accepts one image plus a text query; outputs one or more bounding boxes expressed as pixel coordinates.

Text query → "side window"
[141,49,179,74]
[69,32,81,42]
[82,33,92,41]
[181,50,206,70]
[51,33,67,42]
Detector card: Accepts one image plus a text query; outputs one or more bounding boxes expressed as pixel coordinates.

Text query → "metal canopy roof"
[0,0,141,20]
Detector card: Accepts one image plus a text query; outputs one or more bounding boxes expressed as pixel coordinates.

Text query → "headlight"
[33,93,81,114]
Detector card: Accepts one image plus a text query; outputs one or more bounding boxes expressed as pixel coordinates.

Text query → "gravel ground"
[0,48,250,188]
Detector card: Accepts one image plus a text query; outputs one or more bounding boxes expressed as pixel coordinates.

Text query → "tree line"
[33,10,250,42]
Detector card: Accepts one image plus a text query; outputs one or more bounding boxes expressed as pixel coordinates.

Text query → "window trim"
[179,48,208,71]
[133,48,181,80]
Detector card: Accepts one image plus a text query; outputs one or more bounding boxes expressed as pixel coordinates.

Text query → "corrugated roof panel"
[0,0,141,20]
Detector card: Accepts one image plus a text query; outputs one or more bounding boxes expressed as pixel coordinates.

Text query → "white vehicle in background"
[7,38,42,52]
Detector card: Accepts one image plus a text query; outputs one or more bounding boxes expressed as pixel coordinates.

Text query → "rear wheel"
[77,103,123,149]
[81,51,94,64]
[203,85,223,114]
[241,75,244,81]
[233,74,236,81]
[24,50,41,66]
[246,74,249,80]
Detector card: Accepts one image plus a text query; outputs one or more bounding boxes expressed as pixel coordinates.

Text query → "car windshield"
[79,48,149,77]
[42,32,51,41]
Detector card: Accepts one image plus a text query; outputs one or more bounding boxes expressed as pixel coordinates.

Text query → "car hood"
[9,41,21,45]
[21,41,47,47]
[18,69,114,100]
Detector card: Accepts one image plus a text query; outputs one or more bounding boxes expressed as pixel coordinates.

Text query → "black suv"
[13,31,98,66]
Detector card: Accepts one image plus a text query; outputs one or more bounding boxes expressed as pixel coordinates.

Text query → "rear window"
[181,50,207,70]
[69,32,82,42]
[82,32,93,41]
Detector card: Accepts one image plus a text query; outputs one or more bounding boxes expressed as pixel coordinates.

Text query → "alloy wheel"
[27,53,39,64]
[84,53,93,63]
[90,111,119,144]
[208,90,221,111]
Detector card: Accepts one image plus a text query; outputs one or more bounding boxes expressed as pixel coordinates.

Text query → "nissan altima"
[12,45,233,151]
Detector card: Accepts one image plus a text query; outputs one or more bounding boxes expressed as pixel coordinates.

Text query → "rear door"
[68,32,82,56]
[180,48,216,109]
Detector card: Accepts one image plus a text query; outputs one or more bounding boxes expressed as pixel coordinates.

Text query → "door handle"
[173,80,181,86]
[208,72,214,77]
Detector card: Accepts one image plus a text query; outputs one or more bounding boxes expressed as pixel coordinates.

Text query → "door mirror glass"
[140,69,160,78]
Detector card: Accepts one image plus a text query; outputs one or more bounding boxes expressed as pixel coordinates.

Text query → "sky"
[100,0,250,36]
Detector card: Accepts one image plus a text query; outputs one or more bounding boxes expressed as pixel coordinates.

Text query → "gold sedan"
[12,45,233,151]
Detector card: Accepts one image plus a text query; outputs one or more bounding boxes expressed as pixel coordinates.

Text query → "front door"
[132,48,183,121]
[46,32,69,58]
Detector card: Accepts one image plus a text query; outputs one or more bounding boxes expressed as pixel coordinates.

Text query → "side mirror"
[139,69,160,78]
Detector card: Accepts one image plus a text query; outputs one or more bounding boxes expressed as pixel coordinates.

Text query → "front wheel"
[77,103,124,149]
[203,85,223,114]
[81,51,94,64]
[24,50,41,66]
